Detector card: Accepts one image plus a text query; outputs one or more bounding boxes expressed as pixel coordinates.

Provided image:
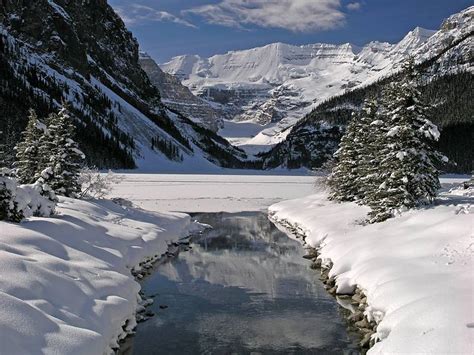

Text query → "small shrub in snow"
[79,168,122,199]
[313,158,336,190]
[0,169,55,222]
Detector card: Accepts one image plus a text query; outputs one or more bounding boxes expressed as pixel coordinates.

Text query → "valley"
[0,2,473,355]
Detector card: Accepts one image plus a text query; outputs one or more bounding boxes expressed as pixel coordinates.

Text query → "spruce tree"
[367,58,445,223]
[0,137,12,220]
[0,168,23,222]
[14,110,44,184]
[352,98,382,204]
[327,111,361,201]
[47,106,85,197]
[328,97,380,202]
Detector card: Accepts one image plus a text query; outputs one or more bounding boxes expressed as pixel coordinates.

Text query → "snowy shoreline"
[0,197,198,355]
[269,183,473,353]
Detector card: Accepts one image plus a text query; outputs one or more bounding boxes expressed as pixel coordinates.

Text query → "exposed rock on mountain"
[161,27,438,146]
[0,0,247,170]
[139,52,224,132]
[161,7,472,165]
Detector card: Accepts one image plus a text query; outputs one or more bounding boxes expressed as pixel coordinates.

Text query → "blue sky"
[109,0,472,63]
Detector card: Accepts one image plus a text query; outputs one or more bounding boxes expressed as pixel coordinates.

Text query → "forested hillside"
[0,0,247,170]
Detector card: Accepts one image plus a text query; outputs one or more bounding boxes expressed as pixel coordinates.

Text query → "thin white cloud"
[184,0,346,32]
[114,4,197,28]
[346,2,362,11]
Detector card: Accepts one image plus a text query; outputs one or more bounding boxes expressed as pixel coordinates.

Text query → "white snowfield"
[0,197,196,355]
[269,183,474,354]
[108,173,316,213]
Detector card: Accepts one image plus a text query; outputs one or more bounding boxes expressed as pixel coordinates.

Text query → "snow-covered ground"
[1,174,471,354]
[0,197,196,355]
[108,173,315,213]
[269,178,474,354]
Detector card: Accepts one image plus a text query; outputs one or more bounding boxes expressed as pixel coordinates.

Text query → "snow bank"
[269,184,473,354]
[0,197,194,354]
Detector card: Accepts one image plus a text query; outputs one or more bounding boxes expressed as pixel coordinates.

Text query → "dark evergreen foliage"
[328,60,446,223]
[46,107,85,197]
[263,65,473,173]
[14,110,45,184]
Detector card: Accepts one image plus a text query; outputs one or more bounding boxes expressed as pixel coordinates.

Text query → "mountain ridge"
[159,24,442,152]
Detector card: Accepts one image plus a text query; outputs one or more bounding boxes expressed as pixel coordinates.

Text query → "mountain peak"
[139,51,152,60]
[412,26,437,39]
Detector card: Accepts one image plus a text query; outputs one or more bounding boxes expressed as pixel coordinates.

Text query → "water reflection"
[120,212,358,355]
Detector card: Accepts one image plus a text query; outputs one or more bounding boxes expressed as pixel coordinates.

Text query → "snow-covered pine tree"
[47,106,85,197]
[1,132,18,220]
[328,97,380,202]
[352,97,383,204]
[327,111,361,201]
[0,168,24,222]
[367,58,445,223]
[14,110,44,184]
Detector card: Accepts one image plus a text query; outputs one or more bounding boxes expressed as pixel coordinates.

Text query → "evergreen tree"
[328,97,380,202]
[327,112,362,201]
[367,58,446,223]
[14,110,45,184]
[352,98,383,204]
[0,130,6,169]
[0,168,23,222]
[47,106,85,197]
[36,113,55,181]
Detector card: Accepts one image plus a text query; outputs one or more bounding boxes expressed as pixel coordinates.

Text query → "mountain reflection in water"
[120,212,359,355]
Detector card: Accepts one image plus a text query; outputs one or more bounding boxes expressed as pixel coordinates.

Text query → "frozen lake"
[109,174,317,212]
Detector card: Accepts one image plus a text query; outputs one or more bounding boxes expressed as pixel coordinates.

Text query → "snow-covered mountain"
[161,13,471,153]
[139,52,226,132]
[0,0,248,171]
[261,6,473,172]
[1,2,471,172]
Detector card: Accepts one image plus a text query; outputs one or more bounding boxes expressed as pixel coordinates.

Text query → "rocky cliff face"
[139,52,224,132]
[0,0,247,170]
[0,0,157,100]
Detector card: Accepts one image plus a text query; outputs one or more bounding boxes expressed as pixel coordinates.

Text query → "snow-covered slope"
[161,29,435,148]
[161,6,472,153]
[0,197,196,354]
[261,6,473,172]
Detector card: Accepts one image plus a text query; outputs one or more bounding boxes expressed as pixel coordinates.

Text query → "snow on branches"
[328,58,446,223]
[1,105,86,222]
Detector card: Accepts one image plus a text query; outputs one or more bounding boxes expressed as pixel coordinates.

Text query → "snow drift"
[0,197,195,354]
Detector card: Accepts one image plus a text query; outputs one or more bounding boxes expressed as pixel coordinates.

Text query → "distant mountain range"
[0,2,472,172]
[259,7,473,173]
[160,8,472,157]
